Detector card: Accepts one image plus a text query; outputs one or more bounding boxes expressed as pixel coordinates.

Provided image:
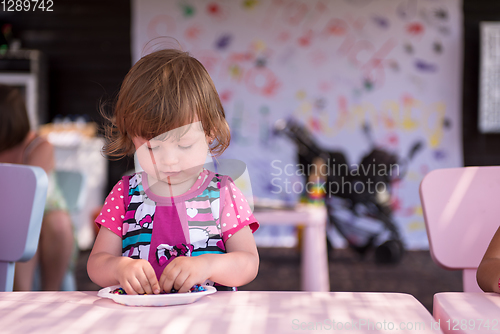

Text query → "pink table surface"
[434,292,500,334]
[0,291,439,334]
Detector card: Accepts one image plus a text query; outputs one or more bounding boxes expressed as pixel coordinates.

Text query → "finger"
[122,281,139,295]
[178,276,196,293]
[138,266,155,295]
[173,271,190,292]
[160,264,179,293]
[159,264,172,292]
[130,277,145,295]
[140,276,153,295]
[121,281,136,295]
[159,272,166,292]
[143,266,160,294]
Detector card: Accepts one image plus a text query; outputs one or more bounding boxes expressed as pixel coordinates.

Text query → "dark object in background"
[274,118,423,264]
[375,239,404,264]
[0,1,132,195]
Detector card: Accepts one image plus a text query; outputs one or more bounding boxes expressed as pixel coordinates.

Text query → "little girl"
[87,49,260,295]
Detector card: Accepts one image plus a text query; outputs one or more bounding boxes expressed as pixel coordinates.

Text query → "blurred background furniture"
[32,169,87,291]
[253,204,329,292]
[419,166,500,292]
[55,170,86,290]
[0,163,47,291]
[48,133,107,251]
[0,49,47,129]
[54,170,87,214]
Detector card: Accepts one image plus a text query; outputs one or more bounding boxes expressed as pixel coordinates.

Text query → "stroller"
[274,118,423,264]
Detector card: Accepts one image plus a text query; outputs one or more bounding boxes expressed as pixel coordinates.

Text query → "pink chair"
[0,163,47,291]
[419,166,500,292]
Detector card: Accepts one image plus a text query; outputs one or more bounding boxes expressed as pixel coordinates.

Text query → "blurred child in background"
[0,84,74,291]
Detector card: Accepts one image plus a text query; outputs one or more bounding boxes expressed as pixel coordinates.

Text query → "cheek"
[136,149,156,166]
[181,147,208,166]
[193,145,209,158]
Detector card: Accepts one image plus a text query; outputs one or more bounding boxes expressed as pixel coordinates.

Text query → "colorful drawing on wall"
[132,0,462,249]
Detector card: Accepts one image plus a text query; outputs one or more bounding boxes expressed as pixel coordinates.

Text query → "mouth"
[160,171,181,177]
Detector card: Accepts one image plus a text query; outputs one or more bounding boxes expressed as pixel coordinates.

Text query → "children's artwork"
[132,0,462,249]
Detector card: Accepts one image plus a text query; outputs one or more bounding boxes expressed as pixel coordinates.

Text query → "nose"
[154,148,179,169]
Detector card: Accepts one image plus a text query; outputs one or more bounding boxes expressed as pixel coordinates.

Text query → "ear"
[206,133,215,146]
[207,134,216,157]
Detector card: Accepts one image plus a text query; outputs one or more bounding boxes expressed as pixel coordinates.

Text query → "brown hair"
[102,49,230,159]
[0,84,30,152]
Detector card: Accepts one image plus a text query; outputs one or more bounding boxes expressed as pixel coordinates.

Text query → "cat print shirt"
[96,169,259,286]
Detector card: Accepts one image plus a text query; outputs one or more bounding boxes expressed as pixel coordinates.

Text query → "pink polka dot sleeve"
[220,178,259,243]
[94,180,126,237]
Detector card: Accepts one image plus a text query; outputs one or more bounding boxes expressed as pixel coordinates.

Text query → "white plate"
[97,285,217,307]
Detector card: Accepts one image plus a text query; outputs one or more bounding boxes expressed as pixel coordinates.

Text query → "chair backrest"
[0,163,47,291]
[420,166,500,292]
[54,169,86,213]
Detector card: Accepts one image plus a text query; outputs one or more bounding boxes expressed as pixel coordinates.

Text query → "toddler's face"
[132,121,211,188]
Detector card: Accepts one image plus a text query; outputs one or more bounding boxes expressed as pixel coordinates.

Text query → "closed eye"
[145,140,160,151]
[179,145,192,150]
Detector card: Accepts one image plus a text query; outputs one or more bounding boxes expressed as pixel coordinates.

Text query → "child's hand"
[116,258,160,295]
[159,256,211,293]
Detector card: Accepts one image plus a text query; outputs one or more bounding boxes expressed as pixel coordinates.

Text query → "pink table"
[0,291,438,333]
[253,205,329,292]
[434,292,500,334]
